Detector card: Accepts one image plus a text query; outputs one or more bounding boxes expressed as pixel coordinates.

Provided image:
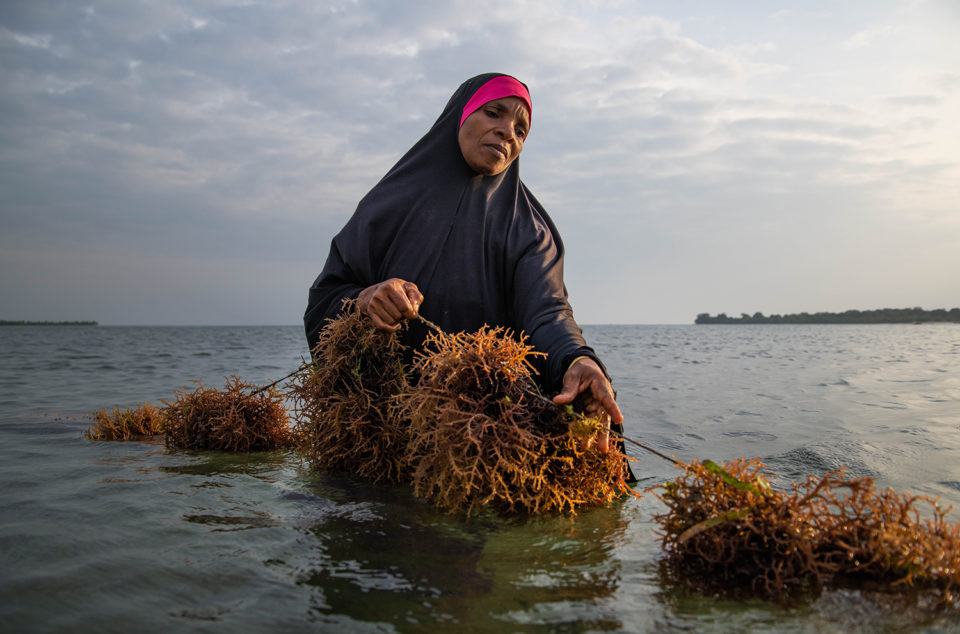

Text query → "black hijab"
[304,73,603,391]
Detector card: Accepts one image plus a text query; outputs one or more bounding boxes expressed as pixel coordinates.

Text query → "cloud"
[885,94,942,107]
[1,0,958,325]
[842,25,893,49]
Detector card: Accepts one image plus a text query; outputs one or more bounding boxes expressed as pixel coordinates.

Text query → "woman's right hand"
[357,278,424,332]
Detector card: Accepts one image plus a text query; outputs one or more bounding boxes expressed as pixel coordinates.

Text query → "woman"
[304,73,623,448]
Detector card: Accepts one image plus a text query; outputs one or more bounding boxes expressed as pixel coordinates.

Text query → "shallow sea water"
[1,324,958,632]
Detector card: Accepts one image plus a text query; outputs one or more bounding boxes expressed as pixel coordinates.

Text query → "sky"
[1,0,958,325]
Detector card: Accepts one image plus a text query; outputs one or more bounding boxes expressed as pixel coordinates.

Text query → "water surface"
[1,324,958,632]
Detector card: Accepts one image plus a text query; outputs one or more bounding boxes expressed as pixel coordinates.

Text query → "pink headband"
[459,76,532,128]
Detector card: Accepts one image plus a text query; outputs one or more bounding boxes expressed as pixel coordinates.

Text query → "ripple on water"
[182,510,281,532]
[723,430,778,442]
[767,444,877,482]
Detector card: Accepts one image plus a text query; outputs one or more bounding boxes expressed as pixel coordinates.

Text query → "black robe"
[304,73,603,392]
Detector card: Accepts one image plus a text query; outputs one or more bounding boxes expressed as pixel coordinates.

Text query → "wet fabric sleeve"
[509,210,607,391]
[304,239,364,354]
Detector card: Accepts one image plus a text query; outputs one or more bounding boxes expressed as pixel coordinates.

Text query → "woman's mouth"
[485,144,507,159]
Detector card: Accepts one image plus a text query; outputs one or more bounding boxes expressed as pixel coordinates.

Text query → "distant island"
[0,320,99,326]
[695,307,960,325]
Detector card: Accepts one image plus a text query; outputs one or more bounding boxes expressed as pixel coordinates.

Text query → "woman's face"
[457,97,529,176]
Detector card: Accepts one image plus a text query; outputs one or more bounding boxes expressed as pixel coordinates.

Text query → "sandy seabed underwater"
[1,323,959,633]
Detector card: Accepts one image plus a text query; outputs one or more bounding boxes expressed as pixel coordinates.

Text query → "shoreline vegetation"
[695,307,960,325]
[0,320,98,326]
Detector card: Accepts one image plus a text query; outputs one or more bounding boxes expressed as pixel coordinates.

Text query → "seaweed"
[653,457,960,605]
[289,300,411,483]
[401,325,637,516]
[86,403,167,440]
[289,309,636,515]
[163,376,292,451]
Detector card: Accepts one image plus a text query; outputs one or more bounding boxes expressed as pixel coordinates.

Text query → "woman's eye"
[516,127,526,139]
[485,109,498,118]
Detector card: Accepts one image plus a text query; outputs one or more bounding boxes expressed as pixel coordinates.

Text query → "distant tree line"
[695,307,960,325]
[0,320,99,326]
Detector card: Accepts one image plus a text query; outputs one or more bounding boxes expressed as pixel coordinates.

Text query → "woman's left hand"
[553,357,622,452]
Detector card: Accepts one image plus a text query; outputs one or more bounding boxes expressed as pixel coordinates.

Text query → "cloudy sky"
[1,1,957,325]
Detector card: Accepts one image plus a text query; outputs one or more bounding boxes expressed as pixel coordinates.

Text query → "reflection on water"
[278,467,631,632]
[1,324,959,632]
[159,450,292,478]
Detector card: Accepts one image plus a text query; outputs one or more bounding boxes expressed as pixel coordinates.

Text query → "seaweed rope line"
[241,363,313,402]
[415,314,680,467]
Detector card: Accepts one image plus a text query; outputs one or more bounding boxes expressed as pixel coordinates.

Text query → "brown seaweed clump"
[289,300,411,483]
[163,376,292,451]
[86,403,167,441]
[401,326,637,516]
[653,457,960,604]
